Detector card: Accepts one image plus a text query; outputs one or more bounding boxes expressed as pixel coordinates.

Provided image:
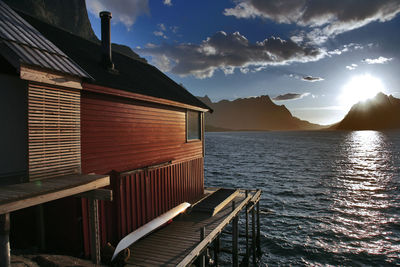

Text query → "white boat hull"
[111,202,191,261]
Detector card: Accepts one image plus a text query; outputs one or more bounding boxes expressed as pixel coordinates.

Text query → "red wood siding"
[81,91,203,174]
[80,90,205,256]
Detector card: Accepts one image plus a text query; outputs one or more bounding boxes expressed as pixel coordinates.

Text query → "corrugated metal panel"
[81,157,204,257]
[0,1,90,78]
[28,83,81,180]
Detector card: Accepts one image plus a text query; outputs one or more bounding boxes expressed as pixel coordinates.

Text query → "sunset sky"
[86,0,400,125]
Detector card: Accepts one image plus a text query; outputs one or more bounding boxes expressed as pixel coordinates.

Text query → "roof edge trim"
[83,82,210,112]
[20,64,83,90]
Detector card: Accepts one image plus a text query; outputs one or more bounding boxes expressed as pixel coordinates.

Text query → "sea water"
[204,131,400,266]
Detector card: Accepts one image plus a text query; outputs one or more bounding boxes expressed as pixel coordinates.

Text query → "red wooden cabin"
[20,9,211,257]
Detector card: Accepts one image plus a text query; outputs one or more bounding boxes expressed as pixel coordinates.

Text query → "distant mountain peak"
[335,92,400,130]
[197,94,322,131]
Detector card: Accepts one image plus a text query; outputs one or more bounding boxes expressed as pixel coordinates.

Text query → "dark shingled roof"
[18,11,210,111]
[0,1,90,78]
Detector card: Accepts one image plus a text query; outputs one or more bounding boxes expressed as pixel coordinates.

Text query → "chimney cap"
[100,11,112,18]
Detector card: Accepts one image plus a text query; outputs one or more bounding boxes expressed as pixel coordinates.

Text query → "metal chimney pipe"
[100,11,114,70]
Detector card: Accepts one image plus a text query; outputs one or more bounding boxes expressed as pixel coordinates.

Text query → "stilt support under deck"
[252,206,256,266]
[232,201,239,267]
[245,190,250,265]
[88,198,101,264]
[213,235,220,266]
[0,213,10,267]
[199,227,206,267]
[256,201,261,257]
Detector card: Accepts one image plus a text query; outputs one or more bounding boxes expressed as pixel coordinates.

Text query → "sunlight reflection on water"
[205,130,400,265]
[328,131,399,261]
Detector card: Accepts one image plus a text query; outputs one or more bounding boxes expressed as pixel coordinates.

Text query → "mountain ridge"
[335,92,400,130]
[198,95,323,131]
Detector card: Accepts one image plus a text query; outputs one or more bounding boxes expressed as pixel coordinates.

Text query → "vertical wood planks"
[82,157,204,257]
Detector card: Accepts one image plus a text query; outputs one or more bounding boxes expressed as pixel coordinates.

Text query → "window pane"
[187,111,200,140]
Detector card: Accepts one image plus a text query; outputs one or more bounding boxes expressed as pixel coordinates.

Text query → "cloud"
[346,63,358,70]
[140,31,325,78]
[288,72,323,82]
[272,92,310,101]
[362,56,393,64]
[327,43,364,56]
[153,23,168,39]
[158,23,166,31]
[224,0,400,43]
[170,26,179,33]
[163,0,172,6]
[302,76,324,82]
[153,31,167,39]
[86,0,149,29]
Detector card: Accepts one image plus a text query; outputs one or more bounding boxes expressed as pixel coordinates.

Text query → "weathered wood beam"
[212,190,239,217]
[0,175,110,214]
[76,189,113,201]
[20,64,83,90]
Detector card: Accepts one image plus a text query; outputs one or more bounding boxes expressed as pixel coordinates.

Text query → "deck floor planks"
[131,236,196,255]
[132,239,195,254]
[145,234,198,246]
[131,249,184,262]
[125,193,250,266]
[131,247,190,262]
[152,232,199,244]
[126,254,171,267]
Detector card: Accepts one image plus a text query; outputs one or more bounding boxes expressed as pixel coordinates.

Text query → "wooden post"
[199,227,206,267]
[245,190,249,265]
[213,235,220,266]
[256,201,261,257]
[232,201,238,267]
[88,198,101,264]
[0,213,10,267]
[35,205,46,251]
[252,206,256,266]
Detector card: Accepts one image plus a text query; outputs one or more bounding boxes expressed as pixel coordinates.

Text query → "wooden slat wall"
[116,158,204,239]
[81,158,204,255]
[28,83,81,180]
[81,92,203,174]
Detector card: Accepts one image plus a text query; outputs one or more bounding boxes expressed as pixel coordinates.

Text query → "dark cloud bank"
[224,0,400,43]
[140,31,324,78]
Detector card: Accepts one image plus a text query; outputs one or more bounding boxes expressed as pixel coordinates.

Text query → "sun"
[339,74,384,109]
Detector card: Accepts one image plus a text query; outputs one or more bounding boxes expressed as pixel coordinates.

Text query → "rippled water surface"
[204,131,400,266]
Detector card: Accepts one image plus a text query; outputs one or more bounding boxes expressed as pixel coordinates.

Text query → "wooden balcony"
[123,188,262,266]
